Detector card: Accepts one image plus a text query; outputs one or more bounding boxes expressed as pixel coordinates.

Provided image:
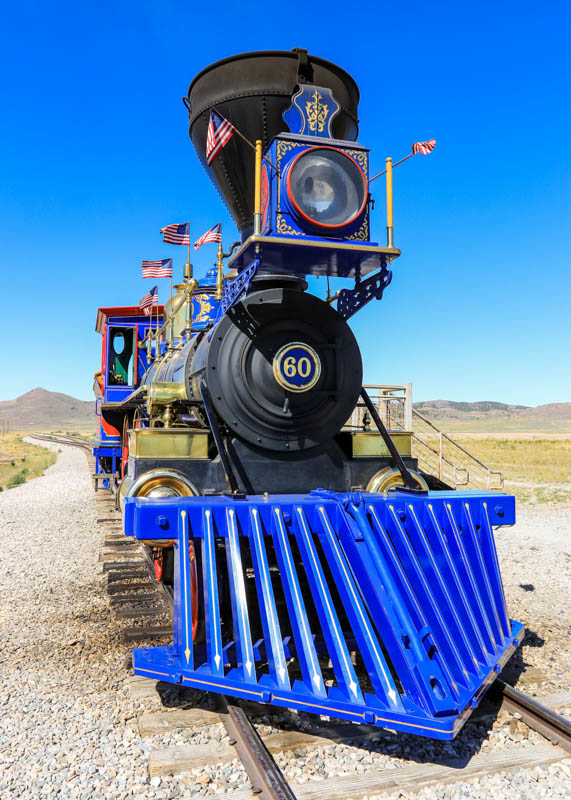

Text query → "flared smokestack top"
[185,48,360,237]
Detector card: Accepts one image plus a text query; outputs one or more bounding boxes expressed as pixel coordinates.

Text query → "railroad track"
[85,447,571,799]
[27,432,92,452]
[95,487,296,799]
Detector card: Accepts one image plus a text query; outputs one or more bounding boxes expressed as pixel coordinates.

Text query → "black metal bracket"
[199,380,240,495]
[337,259,392,320]
[360,387,425,492]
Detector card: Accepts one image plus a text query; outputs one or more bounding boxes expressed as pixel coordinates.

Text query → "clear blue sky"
[1,1,569,405]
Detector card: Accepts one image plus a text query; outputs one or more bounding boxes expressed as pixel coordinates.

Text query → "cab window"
[108,327,135,386]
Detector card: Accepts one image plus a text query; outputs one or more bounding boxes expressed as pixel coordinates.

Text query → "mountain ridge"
[0,388,569,431]
[0,388,94,431]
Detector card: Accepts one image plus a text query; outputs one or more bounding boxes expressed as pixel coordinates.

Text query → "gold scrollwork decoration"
[345,149,368,173]
[305,90,330,134]
[276,141,304,206]
[193,293,215,323]
[276,140,301,167]
[276,215,303,236]
[348,219,370,241]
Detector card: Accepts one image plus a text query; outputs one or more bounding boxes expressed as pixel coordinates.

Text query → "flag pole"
[369,152,415,184]
[215,235,224,301]
[146,304,153,364]
[228,123,279,174]
[156,296,160,359]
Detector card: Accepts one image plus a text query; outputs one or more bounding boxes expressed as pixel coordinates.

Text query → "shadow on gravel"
[132,626,549,771]
[146,666,540,770]
[498,627,545,688]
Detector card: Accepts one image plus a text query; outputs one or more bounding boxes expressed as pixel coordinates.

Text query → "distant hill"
[413,399,571,427]
[1,388,568,434]
[0,388,94,431]
[521,403,571,420]
[413,400,529,420]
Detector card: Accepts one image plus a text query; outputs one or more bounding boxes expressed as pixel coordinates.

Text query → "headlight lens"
[287,148,366,228]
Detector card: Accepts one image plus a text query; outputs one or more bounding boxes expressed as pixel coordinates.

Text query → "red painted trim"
[101,326,107,376]
[101,418,120,437]
[133,327,138,386]
[95,305,165,334]
[261,164,270,232]
[285,146,367,230]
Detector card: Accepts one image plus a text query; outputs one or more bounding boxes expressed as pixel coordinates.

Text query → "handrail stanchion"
[386,157,394,248]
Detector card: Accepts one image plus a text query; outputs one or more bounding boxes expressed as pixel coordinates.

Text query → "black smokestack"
[186,48,360,238]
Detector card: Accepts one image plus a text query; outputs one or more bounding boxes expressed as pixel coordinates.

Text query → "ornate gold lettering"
[305,90,330,134]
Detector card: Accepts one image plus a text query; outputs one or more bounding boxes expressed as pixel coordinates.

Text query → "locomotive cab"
[92,306,162,490]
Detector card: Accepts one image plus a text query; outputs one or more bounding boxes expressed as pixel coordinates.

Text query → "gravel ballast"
[0,442,569,799]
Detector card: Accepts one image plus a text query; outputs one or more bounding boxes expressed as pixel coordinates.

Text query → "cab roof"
[95,306,165,334]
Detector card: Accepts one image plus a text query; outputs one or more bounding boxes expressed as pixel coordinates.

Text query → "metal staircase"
[348,385,504,491]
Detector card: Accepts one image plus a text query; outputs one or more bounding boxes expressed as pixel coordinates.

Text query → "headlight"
[286,147,367,230]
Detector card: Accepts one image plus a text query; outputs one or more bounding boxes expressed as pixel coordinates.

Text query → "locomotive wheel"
[366,466,429,493]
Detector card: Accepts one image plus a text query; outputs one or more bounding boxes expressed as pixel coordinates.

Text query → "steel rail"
[137,540,296,798]
[27,433,92,452]
[220,696,297,800]
[493,679,571,753]
[107,492,569,792]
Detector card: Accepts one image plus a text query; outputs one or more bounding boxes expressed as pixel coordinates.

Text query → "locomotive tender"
[94,49,522,739]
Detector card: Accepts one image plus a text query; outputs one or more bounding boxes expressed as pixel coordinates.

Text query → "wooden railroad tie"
[107,568,149,582]
[102,560,147,571]
[107,581,153,594]
[121,626,172,642]
[130,679,570,793]
[108,593,160,607]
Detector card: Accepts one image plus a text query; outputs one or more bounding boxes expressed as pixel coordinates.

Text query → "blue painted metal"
[337,259,393,319]
[282,85,341,138]
[124,490,522,739]
[208,259,259,339]
[191,267,221,331]
[265,135,370,243]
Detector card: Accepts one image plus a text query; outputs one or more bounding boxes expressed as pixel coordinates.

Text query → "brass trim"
[129,429,209,459]
[366,466,428,493]
[352,432,412,458]
[228,234,401,270]
[148,381,188,411]
[119,467,199,510]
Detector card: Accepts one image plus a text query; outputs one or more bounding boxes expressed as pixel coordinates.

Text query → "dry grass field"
[0,436,58,490]
[456,437,571,505]
[2,427,569,506]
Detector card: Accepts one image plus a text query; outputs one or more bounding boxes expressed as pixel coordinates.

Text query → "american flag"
[139,285,158,316]
[160,222,190,245]
[141,258,173,279]
[412,139,437,155]
[194,222,222,251]
[206,109,235,166]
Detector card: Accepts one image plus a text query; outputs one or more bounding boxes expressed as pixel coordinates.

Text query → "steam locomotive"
[93,49,522,740]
